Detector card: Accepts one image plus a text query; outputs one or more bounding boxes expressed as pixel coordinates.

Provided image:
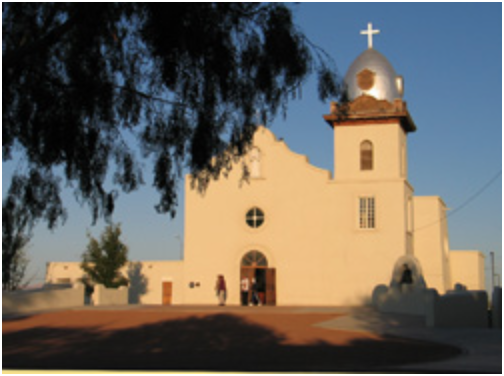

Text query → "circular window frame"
[245,207,265,229]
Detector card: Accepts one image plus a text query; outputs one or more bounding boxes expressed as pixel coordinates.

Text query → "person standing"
[240,276,250,306]
[399,264,413,292]
[251,277,260,306]
[215,275,227,306]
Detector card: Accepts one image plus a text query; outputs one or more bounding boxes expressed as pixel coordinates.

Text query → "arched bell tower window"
[241,250,268,268]
[360,140,373,171]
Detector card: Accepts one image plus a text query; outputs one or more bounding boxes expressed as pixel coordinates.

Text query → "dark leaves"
[6,170,66,230]
[153,152,177,217]
[318,65,340,101]
[3,3,341,228]
[3,196,31,291]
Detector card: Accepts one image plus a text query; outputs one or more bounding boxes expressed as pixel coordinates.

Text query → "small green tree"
[81,224,129,288]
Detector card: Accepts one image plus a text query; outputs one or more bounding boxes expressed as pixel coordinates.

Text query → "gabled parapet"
[253,126,332,180]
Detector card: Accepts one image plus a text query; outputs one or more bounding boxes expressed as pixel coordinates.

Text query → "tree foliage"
[81,223,129,288]
[3,197,31,291]
[4,247,29,292]
[3,3,340,229]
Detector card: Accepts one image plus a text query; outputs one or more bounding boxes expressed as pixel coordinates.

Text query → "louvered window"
[359,197,376,229]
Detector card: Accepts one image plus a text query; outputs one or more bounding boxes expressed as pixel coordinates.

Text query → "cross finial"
[360,22,380,49]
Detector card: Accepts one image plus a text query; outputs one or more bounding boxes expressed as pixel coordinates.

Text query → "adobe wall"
[3,284,85,315]
[425,289,488,328]
[93,284,128,306]
[183,126,410,306]
[46,260,184,305]
[450,250,486,290]
[413,196,451,293]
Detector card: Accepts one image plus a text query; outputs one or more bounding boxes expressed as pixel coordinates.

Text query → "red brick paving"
[3,308,461,372]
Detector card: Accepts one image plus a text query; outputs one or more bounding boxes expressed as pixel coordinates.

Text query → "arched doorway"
[240,250,276,306]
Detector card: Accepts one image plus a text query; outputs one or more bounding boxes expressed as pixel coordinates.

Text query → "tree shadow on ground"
[3,313,460,372]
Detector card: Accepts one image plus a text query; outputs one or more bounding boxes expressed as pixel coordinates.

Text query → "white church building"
[46,25,485,306]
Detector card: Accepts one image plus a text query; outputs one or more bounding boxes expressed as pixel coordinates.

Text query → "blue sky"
[3,3,502,290]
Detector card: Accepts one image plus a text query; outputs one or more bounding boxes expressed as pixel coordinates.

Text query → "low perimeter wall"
[3,284,85,315]
[93,284,128,306]
[426,289,488,328]
[373,285,489,328]
[492,287,501,328]
[372,285,429,315]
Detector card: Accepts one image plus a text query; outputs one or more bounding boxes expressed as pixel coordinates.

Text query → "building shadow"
[3,313,460,372]
[127,262,148,304]
[2,313,34,322]
[347,305,426,335]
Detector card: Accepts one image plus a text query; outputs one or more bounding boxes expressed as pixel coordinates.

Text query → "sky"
[2,3,502,291]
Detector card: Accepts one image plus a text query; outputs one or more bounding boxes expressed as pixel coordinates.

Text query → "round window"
[246,207,265,228]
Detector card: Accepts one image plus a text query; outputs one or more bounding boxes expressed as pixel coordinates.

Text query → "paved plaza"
[2,305,501,372]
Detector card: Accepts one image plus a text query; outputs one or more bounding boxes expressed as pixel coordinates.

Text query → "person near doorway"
[215,275,227,306]
[240,276,250,306]
[399,264,413,292]
[251,277,261,306]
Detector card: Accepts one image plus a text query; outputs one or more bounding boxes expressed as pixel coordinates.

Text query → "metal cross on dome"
[360,22,380,49]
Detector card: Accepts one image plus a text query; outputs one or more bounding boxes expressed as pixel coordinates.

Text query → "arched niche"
[390,255,427,290]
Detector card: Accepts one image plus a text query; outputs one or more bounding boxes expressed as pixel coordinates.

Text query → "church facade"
[46,27,485,306]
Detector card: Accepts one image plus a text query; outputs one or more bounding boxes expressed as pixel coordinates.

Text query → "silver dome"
[344,49,403,102]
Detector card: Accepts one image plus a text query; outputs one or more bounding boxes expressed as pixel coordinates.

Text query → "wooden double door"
[241,267,276,306]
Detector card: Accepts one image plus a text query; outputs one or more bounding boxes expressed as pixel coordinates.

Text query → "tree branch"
[3,16,75,70]
[114,85,185,107]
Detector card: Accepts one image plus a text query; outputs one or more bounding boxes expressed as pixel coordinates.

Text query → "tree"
[4,247,30,292]
[3,197,31,291]
[3,3,340,230]
[81,224,129,288]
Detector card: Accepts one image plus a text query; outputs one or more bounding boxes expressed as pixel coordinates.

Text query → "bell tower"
[324,23,417,257]
[323,23,416,182]
[324,95,416,181]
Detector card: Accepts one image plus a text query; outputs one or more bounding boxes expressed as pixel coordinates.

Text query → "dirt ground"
[3,306,461,372]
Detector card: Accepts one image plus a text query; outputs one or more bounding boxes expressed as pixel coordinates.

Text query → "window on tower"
[359,197,376,229]
[360,140,373,170]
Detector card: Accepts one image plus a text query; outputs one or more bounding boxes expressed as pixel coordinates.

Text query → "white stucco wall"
[130,260,184,304]
[183,126,411,306]
[44,124,482,307]
[46,262,85,284]
[413,196,452,293]
[46,260,184,305]
[450,250,486,290]
[333,122,407,181]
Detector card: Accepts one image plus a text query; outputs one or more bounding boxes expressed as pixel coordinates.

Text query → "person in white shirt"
[240,276,250,306]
